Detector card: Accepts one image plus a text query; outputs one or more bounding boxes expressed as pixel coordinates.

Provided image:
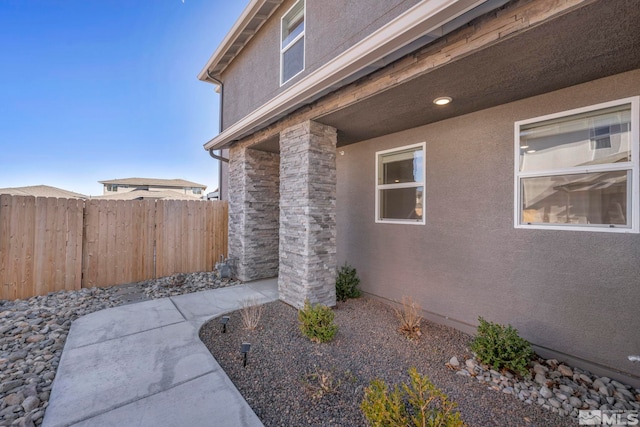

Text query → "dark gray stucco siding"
[335,69,640,385]
[221,0,419,130]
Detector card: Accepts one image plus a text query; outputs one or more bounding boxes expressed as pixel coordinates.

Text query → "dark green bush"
[361,367,466,427]
[298,300,338,343]
[336,262,361,302]
[470,317,533,377]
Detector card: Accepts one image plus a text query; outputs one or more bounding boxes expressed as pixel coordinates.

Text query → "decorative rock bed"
[448,355,640,419]
[0,272,238,427]
[201,299,578,427]
[3,277,638,426]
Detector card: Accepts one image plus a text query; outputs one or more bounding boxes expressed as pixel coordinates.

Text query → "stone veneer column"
[279,120,337,308]
[228,145,280,281]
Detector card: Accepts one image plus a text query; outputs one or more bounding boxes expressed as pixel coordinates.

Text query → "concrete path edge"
[42,278,279,427]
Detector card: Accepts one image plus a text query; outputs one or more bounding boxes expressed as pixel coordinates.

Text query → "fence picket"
[0,195,228,299]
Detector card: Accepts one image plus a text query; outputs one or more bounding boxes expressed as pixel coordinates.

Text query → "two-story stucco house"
[199,0,640,387]
[99,178,206,198]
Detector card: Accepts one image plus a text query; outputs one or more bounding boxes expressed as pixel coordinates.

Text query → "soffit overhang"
[198,0,285,84]
[317,0,640,146]
[202,0,502,151]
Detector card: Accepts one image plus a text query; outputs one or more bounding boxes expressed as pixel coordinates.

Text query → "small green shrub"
[336,262,362,302]
[361,367,466,427]
[298,300,338,343]
[470,317,533,377]
[361,379,407,426]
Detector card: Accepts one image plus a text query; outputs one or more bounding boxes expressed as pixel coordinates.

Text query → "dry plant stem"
[396,296,423,339]
[305,369,340,399]
[240,297,264,330]
[318,372,337,394]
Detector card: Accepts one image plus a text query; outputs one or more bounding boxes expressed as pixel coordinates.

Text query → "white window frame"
[375,142,426,225]
[279,0,305,86]
[514,97,639,233]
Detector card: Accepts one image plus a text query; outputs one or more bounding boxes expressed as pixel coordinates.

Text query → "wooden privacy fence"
[0,195,228,300]
[0,195,84,300]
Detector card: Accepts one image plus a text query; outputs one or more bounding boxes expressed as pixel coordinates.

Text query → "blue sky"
[0,0,246,196]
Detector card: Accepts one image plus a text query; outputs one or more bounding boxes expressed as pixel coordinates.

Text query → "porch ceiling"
[315,0,640,146]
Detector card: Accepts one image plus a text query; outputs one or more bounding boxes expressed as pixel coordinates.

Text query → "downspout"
[205,69,229,198]
[206,69,224,133]
[209,148,229,163]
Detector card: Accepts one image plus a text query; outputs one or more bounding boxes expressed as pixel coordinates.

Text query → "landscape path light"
[220,316,230,333]
[241,342,251,367]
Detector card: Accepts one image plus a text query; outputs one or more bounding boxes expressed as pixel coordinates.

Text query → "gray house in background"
[99,177,207,198]
[199,0,640,387]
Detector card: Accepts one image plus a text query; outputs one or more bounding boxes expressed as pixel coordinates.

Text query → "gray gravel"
[0,272,238,427]
[199,298,575,427]
[449,355,640,419]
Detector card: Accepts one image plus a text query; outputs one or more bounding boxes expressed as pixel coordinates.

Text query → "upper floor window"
[514,97,639,233]
[375,142,425,225]
[280,0,305,85]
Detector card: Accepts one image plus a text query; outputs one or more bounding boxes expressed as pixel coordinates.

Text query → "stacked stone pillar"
[228,145,280,281]
[279,120,337,308]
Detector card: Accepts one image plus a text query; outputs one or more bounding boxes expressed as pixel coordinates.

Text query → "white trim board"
[203,0,490,151]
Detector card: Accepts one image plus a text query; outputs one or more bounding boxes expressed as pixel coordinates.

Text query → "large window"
[280,0,305,85]
[514,97,639,233]
[376,142,425,224]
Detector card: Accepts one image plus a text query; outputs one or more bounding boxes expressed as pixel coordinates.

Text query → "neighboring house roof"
[0,185,87,199]
[200,0,508,151]
[91,190,204,201]
[99,178,207,189]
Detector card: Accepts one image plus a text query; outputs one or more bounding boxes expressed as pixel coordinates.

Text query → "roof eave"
[99,178,207,188]
[203,0,495,151]
[198,0,284,84]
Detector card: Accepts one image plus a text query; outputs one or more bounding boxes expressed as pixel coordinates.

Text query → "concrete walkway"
[42,279,279,427]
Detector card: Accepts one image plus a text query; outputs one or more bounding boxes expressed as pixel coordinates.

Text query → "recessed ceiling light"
[433,97,452,106]
[526,149,536,153]
[520,145,529,149]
